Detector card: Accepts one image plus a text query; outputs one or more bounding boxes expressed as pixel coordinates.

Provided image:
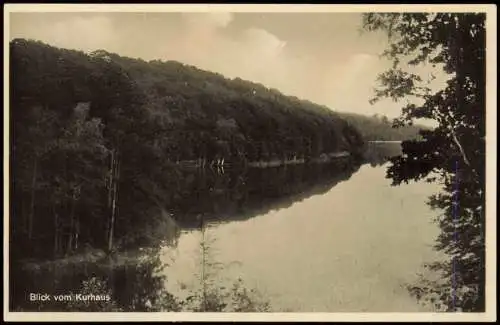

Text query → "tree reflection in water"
[11,145,398,312]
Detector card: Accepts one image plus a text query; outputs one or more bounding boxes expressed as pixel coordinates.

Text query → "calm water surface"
[160,159,443,312]
[12,144,444,312]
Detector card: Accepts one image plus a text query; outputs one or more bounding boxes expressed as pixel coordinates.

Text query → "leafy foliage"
[363,13,486,312]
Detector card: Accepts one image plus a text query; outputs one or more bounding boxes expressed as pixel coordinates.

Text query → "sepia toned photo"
[3,4,496,322]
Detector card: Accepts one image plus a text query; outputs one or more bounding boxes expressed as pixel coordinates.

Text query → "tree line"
[9,39,376,263]
[339,112,425,141]
[9,38,425,265]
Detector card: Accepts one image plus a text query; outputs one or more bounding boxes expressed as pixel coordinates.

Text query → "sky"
[9,11,449,123]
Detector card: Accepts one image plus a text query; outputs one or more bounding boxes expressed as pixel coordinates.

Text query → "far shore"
[367,140,403,143]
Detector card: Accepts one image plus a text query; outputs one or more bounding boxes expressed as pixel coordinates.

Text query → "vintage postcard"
[3,3,497,322]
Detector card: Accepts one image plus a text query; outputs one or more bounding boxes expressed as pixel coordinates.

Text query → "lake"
[158,144,443,312]
[11,143,444,312]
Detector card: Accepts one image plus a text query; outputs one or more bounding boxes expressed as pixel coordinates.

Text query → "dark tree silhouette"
[363,13,486,312]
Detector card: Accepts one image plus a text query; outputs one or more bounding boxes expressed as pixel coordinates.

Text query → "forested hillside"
[338,112,425,141]
[10,39,369,261]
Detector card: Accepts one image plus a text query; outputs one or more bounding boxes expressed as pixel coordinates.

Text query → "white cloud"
[162,16,291,89]
[243,28,286,58]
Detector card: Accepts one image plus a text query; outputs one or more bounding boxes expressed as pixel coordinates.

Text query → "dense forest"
[10,39,366,262]
[9,39,423,266]
[9,37,429,313]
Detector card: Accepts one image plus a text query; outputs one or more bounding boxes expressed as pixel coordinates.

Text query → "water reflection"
[167,158,363,229]
[12,143,411,312]
[160,143,441,312]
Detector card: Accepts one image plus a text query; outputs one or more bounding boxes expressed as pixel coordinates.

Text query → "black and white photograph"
[3,3,496,322]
